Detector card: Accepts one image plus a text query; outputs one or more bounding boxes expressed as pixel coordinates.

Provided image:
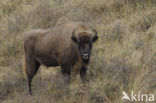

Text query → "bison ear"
[93,36,98,43]
[71,36,78,43]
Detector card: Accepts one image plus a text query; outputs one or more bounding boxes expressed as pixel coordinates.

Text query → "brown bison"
[24,21,98,95]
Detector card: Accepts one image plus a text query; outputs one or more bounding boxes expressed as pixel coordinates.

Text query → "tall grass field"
[0,0,156,103]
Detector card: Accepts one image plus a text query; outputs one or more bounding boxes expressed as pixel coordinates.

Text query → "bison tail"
[23,54,27,78]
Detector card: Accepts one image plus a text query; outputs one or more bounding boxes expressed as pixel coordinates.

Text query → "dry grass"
[0,0,156,103]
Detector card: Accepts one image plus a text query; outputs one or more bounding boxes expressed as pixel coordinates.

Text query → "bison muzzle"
[24,21,98,95]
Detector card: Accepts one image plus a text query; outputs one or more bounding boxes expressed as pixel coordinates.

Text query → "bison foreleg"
[61,64,71,85]
[80,66,88,83]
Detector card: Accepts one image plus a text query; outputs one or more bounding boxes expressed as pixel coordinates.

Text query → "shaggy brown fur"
[24,21,98,95]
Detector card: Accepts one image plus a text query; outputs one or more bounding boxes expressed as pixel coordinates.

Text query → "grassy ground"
[0,0,156,103]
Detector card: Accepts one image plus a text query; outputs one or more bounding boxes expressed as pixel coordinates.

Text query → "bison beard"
[24,21,98,95]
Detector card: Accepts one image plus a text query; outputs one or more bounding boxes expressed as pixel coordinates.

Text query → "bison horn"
[71,26,98,43]
[91,28,98,42]
[71,28,78,43]
[91,28,97,36]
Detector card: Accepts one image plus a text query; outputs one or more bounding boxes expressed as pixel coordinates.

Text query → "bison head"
[71,25,98,64]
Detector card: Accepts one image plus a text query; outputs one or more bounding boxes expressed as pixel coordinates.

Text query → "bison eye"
[71,36,78,43]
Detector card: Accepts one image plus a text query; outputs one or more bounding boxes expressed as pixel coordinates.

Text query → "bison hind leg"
[25,58,40,95]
